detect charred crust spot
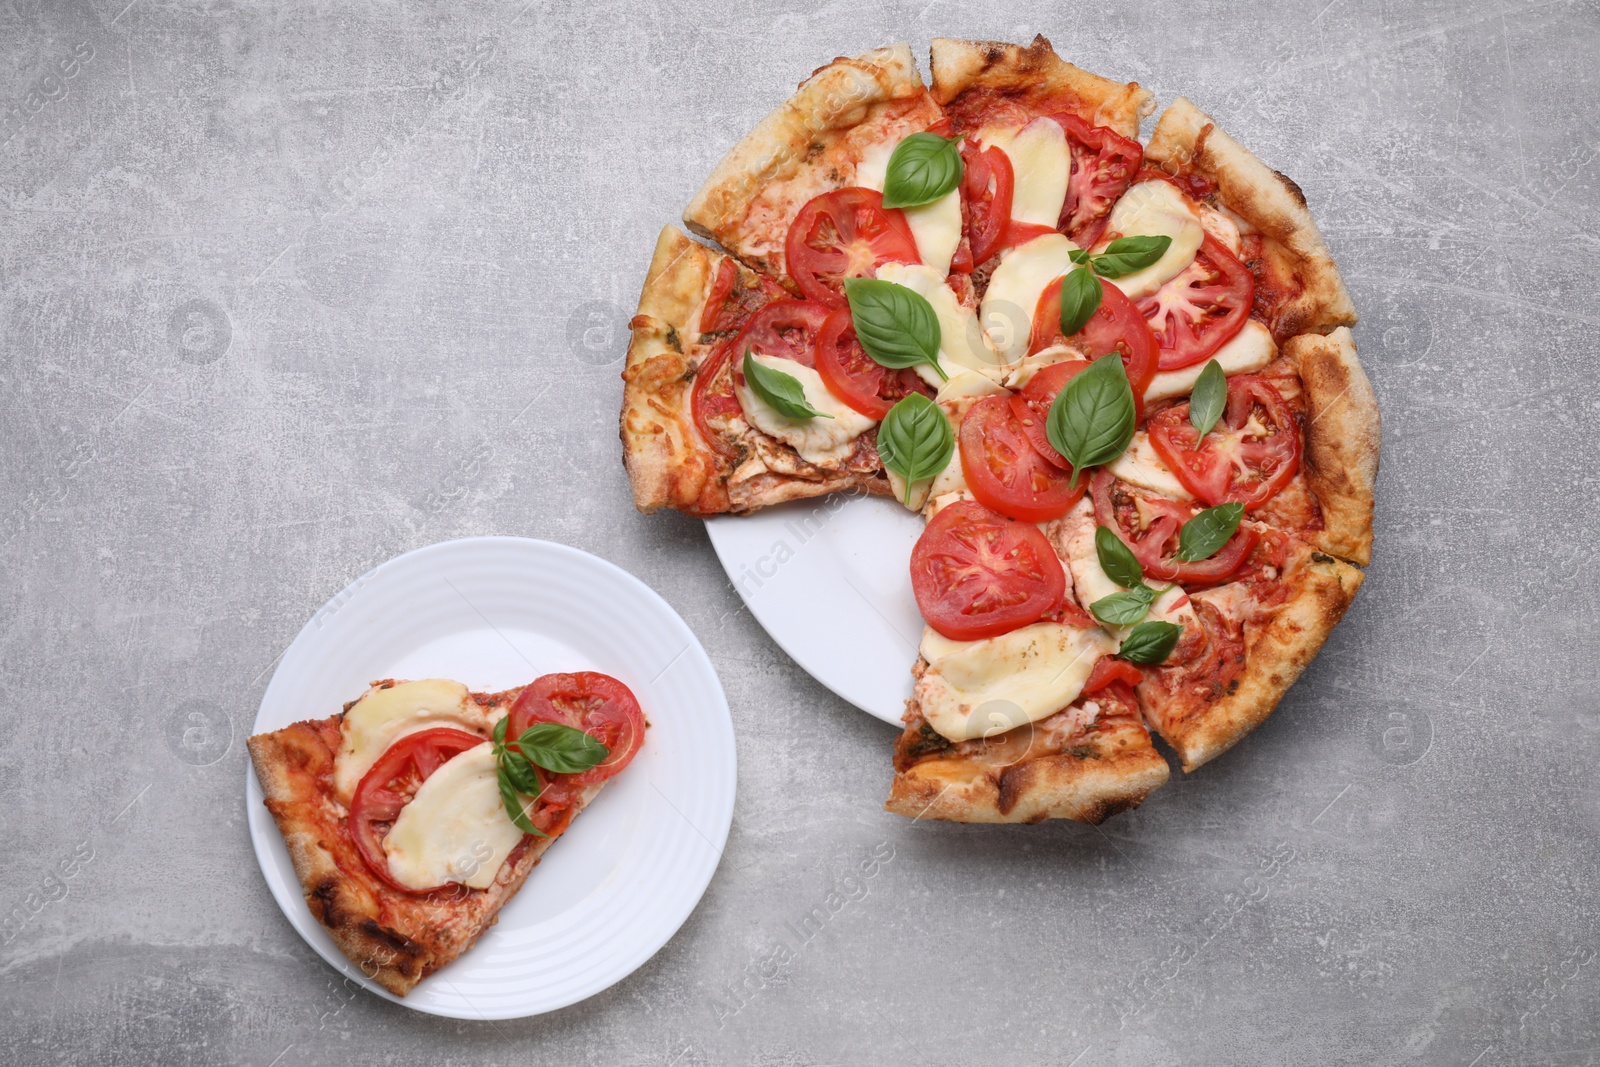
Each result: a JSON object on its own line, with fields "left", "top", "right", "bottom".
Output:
{"left": 358, "top": 919, "right": 425, "bottom": 963}
{"left": 1274, "top": 169, "right": 1308, "bottom": 207}
{"left": 1226, "top": 678, "right": 1241, "bottom": 695}
{"left": 664, "top": 325, "right": 682, "bottom": 353}
{"left": 996, "top": 765, "right": 1027, "bottom": 814}
{"left": 1310, "top": 551, "right": 1335, "bottom": 564}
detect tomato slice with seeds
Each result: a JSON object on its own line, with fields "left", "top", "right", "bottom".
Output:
{"left": 784, "top": 188, "right": 921, "bottom": 306}
{"left": 1029, "top": 275, "right": 1157, "bottom": 413}
{"left": 1138, "top": 233, "right": 1255, "bottom": 371}
{"left": 1088, "top": 470, "right": 1259, "bottom": 586}
{"left": 960, "top": 395, "right": 1085, "bottom": 523}
{"left": 957, "top": 141, "right": 1015, "bottom": 269}
{"left": 1008, "top": 359, "right": 1089, "bottom": 470}
{"left": 349, "top": 727, "right": 489, "bottom": 895}
{"left": 1051, "top": 113, "right": 1144, "bottom": 247}
{"left": 1147, "top": 375, "right": 1301, "bottom": 509}
{"left": 699, "top": 259, "right": 789, "bottom": 336}
{"left": 814, "top": 307, "right": 932, "bottom": 419}
{"left": 910, "top": 499, "right": 1066, "bottom": 641}
{"left": 507, "top": 671, "right": 646, "bottom": 790}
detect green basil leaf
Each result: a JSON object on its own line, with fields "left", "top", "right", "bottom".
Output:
{"left": 1094, "top": 525, "right": 1145, "bottom": 588}
{"left": 1118, "top": 620, "right": 1183, "bottom": 665}
{"left": 1189, "top": 359, "right": 1227, "bottom": 436}
{"left": 1176, "top": 502, "right": 1245, "bottom": 562}
{"left": 881, "top": 132, "right": 962, "bottom": 209}
{"left": 492, "top": 714, "right": 508, "bottom": 744}
{"left": 1090, "top": 235, "right": 1173, "bottom": 278}
{"left": 1057, "top": 268, "right": 1103, "bottom": 338}
{"left": 515, "top": 722, "right": 610, "bottom": 774}
{"left": 1091, "top": 584, "right": 1158, "bottom": 626}
{"left": 1069, "top": 248, "right": 1091, "bottom": 266}
{"left": 1045, "top": 352, "right": 1136, "bottom": 488}
{"left": 499, "top": 748, "right": 542, "bottom": 797}
{"left": 843, "top": 277, "right": 946, "bottom": 381}
{"left": 877, "top": 393, "right": 955, "bottom": 505}
{"left": 744, "top": 349, "right": 832, "bottom": 421}
{"left": 497, "top": 770, "right": 546, "bottom": 837}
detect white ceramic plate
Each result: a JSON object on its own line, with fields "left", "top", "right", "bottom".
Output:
{"left": 246, "top": 537, "right": 735, "bottom": 1019}
{"left": 705, "top": 494, "right": 923, "bottom": 726}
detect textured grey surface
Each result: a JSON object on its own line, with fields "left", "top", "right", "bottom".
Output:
{"left": 2, "top": 0, "right": 1597, "bottom": 1063}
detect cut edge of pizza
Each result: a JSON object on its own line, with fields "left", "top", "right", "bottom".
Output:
{"left": 248, "top": 674, "right": 643, "bottom": 995}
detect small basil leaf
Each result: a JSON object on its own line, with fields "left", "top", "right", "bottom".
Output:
{"left": 881, "top": 132, "right": 962, "bottom": 209}
{"left": 1118, "top": 620, "right": 1183, "bottom": 665}
{"left": 1090, "top": 235, "right": 1173, "bottom": 278}
{"left": 492, "top": 714, "right": 508, "bottom": 744}
{"left": 1057, "top": 268, "right": 1103, "bottom": 338}
{"left": 499, "top": 748, "right": 544, "bottom": 797}
{"left": 843, "top": 278, "right": 946, "bottom": 381}
{"left": 1091, "top": 584, "right": 1158, "bottom": 626}
{"left": 877, "top": 393, "right": 955, "bottom": 505}
{"left": 743, "top": 349, "right": 832, "bottom": 421}
{"left": 515, "top": 722, "right": 610, "bottom": 775}
{"left": 1176, "top": 502, "right": 1246, "bottom": 562}
{"left": 1094, "top": 525, "right": 1145, "bottom": 588}
{"left": 497, "top": 769, "right": 546, "bottom": 837}
{"left": 1068, "top": 248, "right": 1091, "bottom": 266}
{"left": 1189, "top": 359, "right": 1227, "bottom": 436}
{"left": 1045, "top": 352, "right": 1136, "bottom": 488}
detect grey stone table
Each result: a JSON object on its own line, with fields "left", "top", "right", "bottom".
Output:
{"left": 2, "top": 2, "right": 1596, "bottom": 1064}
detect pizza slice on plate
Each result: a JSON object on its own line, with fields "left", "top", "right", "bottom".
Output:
{"left": 619, "top": 37, "right": 1380, "bottom": 825}
{"left": 248, "top": 673, "right": 644, "bottom": 994}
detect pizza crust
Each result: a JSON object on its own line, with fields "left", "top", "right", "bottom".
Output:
{"left": 1141, "top": 547, "right": 1364, "bottom": 773}
{"left": 928, "top": 35, "right": 1154, "bottom": 139}
{"left": 1286, "top": 327, "right": 1380, "bottom": 566}
{"left": 247, "top": 696, "right": 599, "bottom": 997}
{"left": 682, "top": 44, "right": 941, "bottom": 275}
{"left": 1144, "top": 97, "right": 1357, "bottom": 339}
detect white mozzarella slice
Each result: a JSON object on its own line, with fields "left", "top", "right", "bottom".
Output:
{"left": 875, "top": 263, "right": 1003, "bottom": 383}
{"left": 1143, "top": 319, "right": 1277, "bottom": 403}
{"left": 1056, "top": 498, "right": 1199, "bottom": 644}
{"left": 1199, "top": 204, "right": 1242, "bottom": 256}
{"left": 334, "top": 679, "right": 492, "bottom": 804}
{"left": 978, "top": 118, "right": 1071, "bottom": 228}
{"left": 1106, "top": 431, "right": 1194, "bottom": 500}
{"left": 854, "top": 138, "right": 963, "bottom": 278}
{"left": 382, "top": 743, "right": 524, "bottom": 891}
{"left": 916, "top": 622, "right": 1116, "bottom": 741}
{"left": 1101, "top": 181, "right": 1205, "bottom": 300}
{"left": 736, "top": 353, "right": 877, "bottom": 467}
{"left": 980, "top": 233, "right": 1080, "bottom": 365}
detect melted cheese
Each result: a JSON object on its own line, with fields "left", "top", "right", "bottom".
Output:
{"left": 1100, "top": 181, "right": 1205, "bottom": 300}
{"left": 1144, "top": 320, "right": 1277, "bottom": 402}
{"left": 333, "top": 679, "right": 491, "bottom": 804}
{"left": 382, "top": 743, "right": 524, "bottom": 891}
{"left": 977, "top": 118, "right": 1071, "bottom": 228}
{"left": 736, "top": 352, "right": 876, "bottom": 466}
{"left": 980, "top": 233, "right": 1080, "bottom": 365}
{"left": 1106, "top": 431, "right": 1194, "bottom": 500}
{"left": 916, "top": 622, "right": 1115, "bottom": 741}
{"left": 855, "top": 139, "right": 963, "bottom": 277}
{"left": 875, "top": 263, "right": 1002, "bottom": 383}
{"left": 1057, "top": 500, "right": 1198, "bottom": 644}
{"left": 1199, "top": 204, "right": 1242, "bottom": 255}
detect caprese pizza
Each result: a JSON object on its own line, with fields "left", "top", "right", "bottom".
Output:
{"left": 620, "top": 37, "right": 1378, "bottom": 824}
{"left": 247, "top": 673, "right": 646, "bottom": 994}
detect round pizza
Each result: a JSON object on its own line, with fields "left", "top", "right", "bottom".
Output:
{"left": 619, "top": 37, "right": 1379, "bottom": 825}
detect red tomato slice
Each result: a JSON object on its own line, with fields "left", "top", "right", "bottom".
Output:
{"left": 910, "top": 499, "right": 1066, "bottom": 641}
{"left": 1008, "top": 359, "right": 1089, "bottom": 469}
{"left": 699, "top": 259, "right": 788, "bottom": 336}
{"left": 1147, "top": 375, "right": 1302, "bottom": 509}
{"left": 1029, "top": 275, "right": 1157, "bottom": 412}
{"left": 1138, "top": 233, "right": 1255, "bottom": 371}
{"left": 813, "top": 307, "right": 933, "bottom": 418}
{"left": 960, "top": 395, "right": 1086, "bottom": 523}
{"left": 349, "top": 727, "right": 488, "bottom": 894}
{"left": 784, "top": 188, "right": 921, "bottom": 306}
{"left": 508, "top": 671, "right": 647, "bottom": 789}
{"left": 1083, "top": 655, "right": 1144, "bottom": 693}
{"left": 1088, "top": 470, "right": 1259, "bottom": 585}
{"left": 1051, "top": 113, "right": 1144, "bottom": 247}
{"left": 693, "top": 299, "right": 832, "bottom": 454}
{"left": 690, "top": 339, "right": 743, "bottom": 457}
{"left": 958, "top": 141, "right": 1015, "bottom": 268}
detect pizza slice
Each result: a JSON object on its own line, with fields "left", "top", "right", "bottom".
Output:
{"left": 247, "top": 673, "right": 644, "bottom": 995}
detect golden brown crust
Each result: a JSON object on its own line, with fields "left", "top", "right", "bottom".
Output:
{"left": 1145, "top": 97, "right": 1357, "bottom": 339}
{"left": 1141, "top": 547, "right": 1364, "bottom": 772}
{"left": 248, "top": 690, "right": 599, "bottom": 997}
{"left": 620, "top": 226, "right": 731, "bottom": 516}
{"left": 683, "top": 44, "right": 941, "bottom": 275}
{"left": 928, "top": 35, "right": 1154, "bottom": 139}
{"left": 1285, "top": 328, "right": 1380, "bottom": 566}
